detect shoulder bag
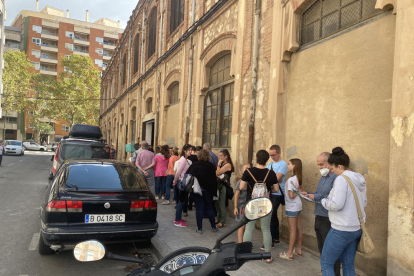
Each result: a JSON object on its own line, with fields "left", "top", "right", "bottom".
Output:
{"left": 342, "top": 175, "right": 374, "bottom": 255}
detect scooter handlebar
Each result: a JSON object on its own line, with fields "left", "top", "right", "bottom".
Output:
{"left": 237, "top": 252, "right": 271, "bottom": 261}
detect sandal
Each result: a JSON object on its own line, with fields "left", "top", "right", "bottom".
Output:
{"left": 277, "top": 252, "right": 293, "bottom": 261}
{"left": 264, "top": 257, "right": 273, "bottom": 264}
{"left": 216, "top": 223, "right": 226, "bottom": 228}
{"left": 293, "top": 250, "right": 303, "bottom": 257}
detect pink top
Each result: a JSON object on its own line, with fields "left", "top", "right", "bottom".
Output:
{"left": 167, "top": 155, "right": 180, "bottom": 176}
{"left": 154, "top": 155, "right": 169, "bottom": 177}
{"left": 135, "top": 150, "right": 155, "bottom": 169}
{"left": 174, "top": 156, "right": 190, "bottom": 182}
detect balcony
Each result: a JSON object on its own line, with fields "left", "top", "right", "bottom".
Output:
{"left": 74, "top": 37, "right": 89, "bottom": 47}
{"left": 41, "top": 44, "right": 58, "bottom": 52}
{"left": 40, "top": 56, "right": 58, "bottom": 64}
{"left": 0, "top": 122, "right": 18, "bottom": 130}
{"left": 42, "top": 20, "right": 59, "bottom": 29}
{"left": 103, "top": 53, "right": 112, "bottom": 61}
{"left": 1, "top": 111, "right": 18, "bottom": 117}
{"left": 74, "top": 26, "right": 90, "bottom": 35}
{"left": 40, "top": 67, "right": 57, "bottom": 76}
{"left": 103, "top": 41, "right": 116, "bottom": 50}
{"left": 74, "top": 49, "right": 89, "bottom": 57}
{"left": 41, "top": 32, "right": 58, "bottom": 41}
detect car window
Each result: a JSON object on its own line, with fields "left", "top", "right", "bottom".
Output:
{"left": 62, "top": 144, "right": 104, "bottom": 159}
{"left": 31, "top": 142, "right": 36, "bottom": 145}
{"left": 65, "top": 164, "right": 147, "bottom": 190}
{"left": 6, "top": 141, "right": 22, "bottom": 146}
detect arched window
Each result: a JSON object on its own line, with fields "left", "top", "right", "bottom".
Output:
{"left": 170, "top": 0, "right": 184, "bottom": 33}
{"left": 133, "top": 34, "right": 140, "bottom": 74}
{"left": 169, "top": 82, "right": 179, "bottom": 105}
{"left": 131, "top": 107, "right": 137, "bottom": 143}
{"left": 148, "top": 8, "right": 157, "bottom": 59}
{"left": 301, "top": 0, "right": 383, "bottom": 46}
{"left": 203, "top": 54, "right": 233, "bottom": 148}
{"left": 122, "top": 54, "right": 127, "bottom": 85}
{"left": 147, "top": 97, "right": 153, "bottom": 113}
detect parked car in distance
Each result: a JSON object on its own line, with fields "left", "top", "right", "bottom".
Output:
{"left": 23, "top": 141, "right": 47, "bottom": 151}
{"left": 39, "top": 160, "right": 157, "bottom": 255}
{"left": 50, "top": 143, "right": 59, "bottom": 152}
{"left": 4, "top": 140, "right": 25, "bottom": 156}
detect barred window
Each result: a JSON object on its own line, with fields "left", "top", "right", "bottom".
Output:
{"left": 203, "top": 54, "right": 233, "bottom": 148}
{"left": 147, "top": 97, "right": 153, "bottom": 113}
{"left": 301, "top": 0, "right": 383, "bottom": 46}
{"left": 148, "top": 8, "right": 157, "bottom": 59}
{"left": 133, "top": 34, "right": 140, "bottom": 74}
{"left": 170, "top": 0, "right": 184, "bottom": 33}
{"left": 169, "top": 82, "right": 179, "bottom": 105}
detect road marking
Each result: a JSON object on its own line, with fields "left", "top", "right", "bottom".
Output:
{"left": 28, "top": 233, "right": 40, "bottom": 251}
{"left": 7, "top": 163, "right": 14, "bottom": 166}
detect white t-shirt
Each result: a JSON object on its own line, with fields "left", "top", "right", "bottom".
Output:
{"left": 0, "top": 145, "right": 4, "bottom": 156}
{"left": 284, "top": 175, "right": 303, "bottom": 212}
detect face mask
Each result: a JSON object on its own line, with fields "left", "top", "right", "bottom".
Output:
{"left": 320, "top": 168, "right": 330, "bottom": 177}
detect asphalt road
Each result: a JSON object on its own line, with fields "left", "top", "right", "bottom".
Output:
{"left": 0, "top": 151, "right": 154, "bottom": 276}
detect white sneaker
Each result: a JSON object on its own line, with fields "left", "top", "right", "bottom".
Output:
{"left": 161, "top": 200, "right": 170, "bottom": 205}
{"left": 155, "top": 195, "right": 159, "bottom": 200}
{"left": 162, "top": 195, "right": 165, "bottom": 200}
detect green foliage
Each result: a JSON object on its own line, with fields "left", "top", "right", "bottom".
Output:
{"left": 1, "top": 51, "right": 34, "bottom": 112}
{"left": 38, "top": 122, "right": 54, "bottom": 135}
{"left": 55, "top": 54, "right": 101, "bottom": 126}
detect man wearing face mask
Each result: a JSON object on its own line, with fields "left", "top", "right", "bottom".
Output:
{"left": 302, "top": 152, "right": 340, "bottom": 276}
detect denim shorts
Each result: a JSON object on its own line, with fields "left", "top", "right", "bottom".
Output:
{"left": 286, "top": 210, "right": 301, "bottom": 217}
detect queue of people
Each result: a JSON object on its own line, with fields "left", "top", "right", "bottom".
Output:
{"left": 128, "top": 141, "right": 367, "bottom": 276}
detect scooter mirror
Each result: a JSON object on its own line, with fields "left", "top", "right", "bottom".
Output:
{"left": 244, "top": 198, "right": 273, "bottom": 221}
{"left": 73, "top": 240, "right": 106, "bottom": 262}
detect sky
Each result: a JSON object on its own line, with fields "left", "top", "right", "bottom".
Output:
{"left": 6, "top": 0, "right": 139, "bottom": 29}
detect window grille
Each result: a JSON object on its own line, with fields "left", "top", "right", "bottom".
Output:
{"left": 148, "top": 9, "right": 157, "bottom": 59}
{"left": 133, "top": 34, "right": 140, "bottom": 74}
{"left": 203, "top": 54, "right": 233, "bottom": 148}
{"left": 301, "top": 0, "right": 383, "bottom": 46}
{"left": 170, "top": 0, "right": 185, "bottom": 33}
{"left": 169, "top": 82, "right": 179, "bottom": 105}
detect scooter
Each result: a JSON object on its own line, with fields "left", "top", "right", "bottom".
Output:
{"left": 73, "top": 197, "right": 273, "bottom": 276}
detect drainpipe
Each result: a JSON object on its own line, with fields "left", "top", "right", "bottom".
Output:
{"left": 116, "top": 51, "right": 122, "bottom": 159}
{"left": 138, "top": 12, "right": 146, "bottom": 143}
{"left": 126, "top": 34, "right": 132, "bottom": 157}
{"left": 155, "top": 71, "right": 161, "bottom": 147}
{"left": 185, "top": 0, "right": 196, "bottom": 144}
{"left": 247, "top": 0, "right": 261, "bottom": 166}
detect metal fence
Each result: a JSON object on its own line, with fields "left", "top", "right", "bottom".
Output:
{"left": 301, "top": 0, "right": 383, "bottom": 46}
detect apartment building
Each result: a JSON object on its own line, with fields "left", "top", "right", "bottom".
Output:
{"left": 0, "top": 0, "right": 5, "bottom": 127}
{"left": 10, "top": 3, "right": 123, "bottom": 142}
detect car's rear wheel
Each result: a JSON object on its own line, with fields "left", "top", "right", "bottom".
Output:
{"left": 38, "top": 235, "right": 55, "bottom": 255}
{"left": 40, "top": 148, "right": 44, "bottom": 151}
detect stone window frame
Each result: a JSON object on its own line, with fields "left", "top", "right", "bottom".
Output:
{"left": 147, "top": 7, "right": 158, "bottom": 59}
{"left": 122, "top": 53, "right": 127, "bottom": 85}
{"left": 147, "top": 97, "right": 153, "bottom": 114}
{"left": 133, "top": 33, "right": 140, "bottom": 75}
{"left": 170, "top": 0, "right": 185, "bottom": 34}
{"left": 130, "top": 106, "right": 137, "bottom": 143}
{"left": 202, "top": 53, "right": 234, "bottom": 148}
{"left": 169, "top": 82, "right": 180, "bottom": 106}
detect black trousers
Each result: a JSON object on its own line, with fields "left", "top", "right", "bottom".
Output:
{"left": 315, "top": 215, "right": 341, "bottom": 276}
{"left": 270, "top": 194, "right": 282, "bottom": 241}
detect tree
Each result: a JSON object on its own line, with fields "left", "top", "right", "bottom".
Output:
{"left": 38, "top": 122, "right": 53, "bottom": 138}
{"left": 1, "top": 51, "right": 34, "bottom": 137}
{"left": 55, "top": 55, "right": 101, "bottom": 126}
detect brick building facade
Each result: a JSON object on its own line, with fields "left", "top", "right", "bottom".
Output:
{"left": 100, "top": 0, "right": 413, "bottom": 275}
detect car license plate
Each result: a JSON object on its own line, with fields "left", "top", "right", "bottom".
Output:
{"left": 85, "top": 214, "right": 125, "bottom": 223}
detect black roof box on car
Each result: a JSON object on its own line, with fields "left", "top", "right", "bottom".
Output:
{"left": 69, "top": 124, "right": 103, "bottom": 139}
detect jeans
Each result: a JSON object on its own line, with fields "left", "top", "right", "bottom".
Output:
{"left": 243, "top": 211, "right": 272, "bottom": 252}
{"left": 214, "top": 187, "right": 227, "bottom": 224}
{"left": 315, "top": 216, "right": 341, "bottom": 276}
{"left": 193, "top": 190, "right": 216, "bottom": 230}
{"left": 174, "top": 183, "right": 187, "bottom": 213}
{"left": 165, "top": 175, "right": 174, "bottom": 200}
{"left": 270, "top": 194, "right": 282, "bottom": 241}
{"left": 175, "top": 187, "right": 188, "bottom": 222}
{"left": 155, "top": 176, "right": 167, "bottom": 195}
{"left": 321, "top": 228, "right": 362, "bottom": 276}
{"left": 139, "top": 169, "right": 155, "bottom": 196}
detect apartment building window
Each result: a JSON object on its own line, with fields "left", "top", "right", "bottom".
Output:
{"left": 301, "top": 0, "right": 383, "bottom": 46}
{"left": 32, "top": 38, "right": 41, "bottom": 46}
{"left": 32, "top": 25, "right": 42, "bottom": 34}
{"left": 95, "top": 59, "right": 103, "bottom": 67}
{"left": 170, "top": 0, "right": 185, "bottom": 33}
{"left": 31, "top": 62, "right": 40, "bottom": 70}
{"left": 29, "top": 123, "right": 35, "bottom": 128}
{"left": 147, "top": 8, "right": 157, "bottom": 59}
{"left": 62, "top": 125, "right": 70, "bottom": 132}
{"left": 96, "top": 37, "right": 104, "bottom": 45}
{"left": 169, "top": 82, "right": 179, "bottom": 105}
{"left": 96, "top": 48, "right": 103, "bottom": 56}
{"left": 65, "top": 55, "right": 71, "bottom": 59}
{"left": 65, "top": 43, "right": 74, "bottom": 51}
{"left": 203, "top": 54, "right": 233, "bottom": 148}
{"left": 66, "top": 31, "right": 74, "bottom": 39}
{"left": 147, "top": 98, "right": 153, "bottom": 113}
{"left": 133, "top": 34, "right": 140, "bottom": 74}
{"left": 28, "top": 111, "right": 34, "bottom": 116}
{"left": 6, "top": 117, "right": 18, "bottom": 124}
{"left": 31, "top": 49, "right": 41, "bottom": 58}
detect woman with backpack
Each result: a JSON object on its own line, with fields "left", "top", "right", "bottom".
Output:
{"left": 240, "top": 150, "right": 278, "bottom": 263}
{"left": 215, "top": 149, "right": 234, "bottom": 228}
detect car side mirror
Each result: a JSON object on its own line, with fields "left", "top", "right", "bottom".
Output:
{"left": 73, "top": 240, "right": 106, "bottom": 262}
{"left": 244, "top": 198, "right": 273, "bottom": 221}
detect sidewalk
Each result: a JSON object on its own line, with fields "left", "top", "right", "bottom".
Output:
{"left": 151, "top": 201, "right": 323, "bottom": 276}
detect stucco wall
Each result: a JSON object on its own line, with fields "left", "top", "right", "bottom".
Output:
{"left": 284, "top": 14, "right": 396, "bottom": 275}
{"left": 165, "top": 103, "right": 180, "bottom": 147}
